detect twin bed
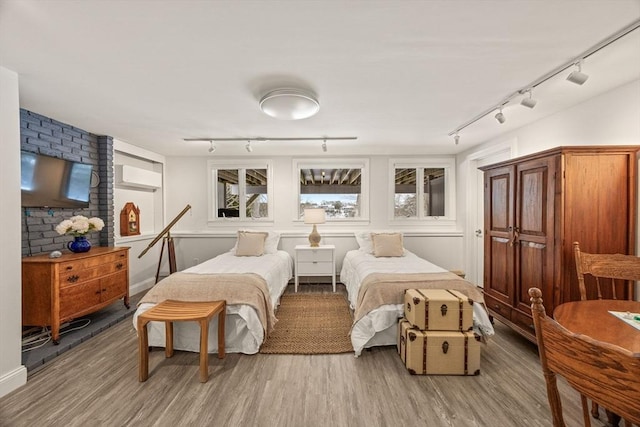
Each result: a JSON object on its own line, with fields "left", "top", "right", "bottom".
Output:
{"left": 134, "top": 230, "right": 493, "bottom": 356}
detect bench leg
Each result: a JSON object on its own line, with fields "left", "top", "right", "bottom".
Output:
{"left": 199, "top": 318, "right": 209, "bottom": 383}
{"left": 138, "top": 319, "right": 149, "bottom": 382}
{"left": 165, "top": 321, "right": 174, "bottom": 358}
{"left": 218, "top": 305, "right": 226, "bottom": 359}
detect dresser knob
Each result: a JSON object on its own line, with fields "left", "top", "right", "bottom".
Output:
{"left": 67, "top": 275, "right": 79, "bottom": 283}
{"left": 116, "top": 263, "right": 124, "bottom": 269}
{"left": 66, "top": 266, "right": 73, "bottom": 270}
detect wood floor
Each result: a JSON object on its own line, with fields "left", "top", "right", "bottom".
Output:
{"left": 0, "top": 286, "right": 604, "bottom": 427}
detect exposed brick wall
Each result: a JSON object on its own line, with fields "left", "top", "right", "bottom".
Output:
{"left": 20, "top": 109, "right": 114, "bottom": 256}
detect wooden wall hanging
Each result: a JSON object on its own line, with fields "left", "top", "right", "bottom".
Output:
{"left": 120, "top": 202, "right": 140, "bottom": 236}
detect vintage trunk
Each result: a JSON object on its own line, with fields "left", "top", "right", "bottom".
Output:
{"left": 397, "top": 318, "right": 414, "bottom": 362}
{"left": 402, "top": 328, "right": 481, "bottom": 376}
{"left": 403, "top": 289, "right": 474, "bottom": 331}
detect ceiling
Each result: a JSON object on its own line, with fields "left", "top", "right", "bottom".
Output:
{"left": 1, "top": 1, "right": 639, "bottom": 157}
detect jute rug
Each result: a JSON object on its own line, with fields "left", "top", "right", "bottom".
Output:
{"left": 259, "top": 293, "right": 354, "bottom": 354}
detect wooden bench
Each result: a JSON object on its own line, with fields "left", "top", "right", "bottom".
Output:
{"left": 137, "top": 299, "right": 226, "bottom": 383}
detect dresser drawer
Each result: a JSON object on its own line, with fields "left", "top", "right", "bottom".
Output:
{"left": 296, "top": 249, "right": 333, "bottom": 262}
{"left": 485, "top": 294, "right": 512, "bottom": 320}
{"left": 297, "top": 261, "right": 333, "bottom": 275}
{"left": 59, "top": 260, "right": 128, "bottom": 287}
{"left": 512, "top": 310, "right": 536, "bottom": 336}
{"left": 58, "top": 251, "right": 128, "bottom": 273}
{"left": 59, "top": 280, "right": 102, "bottom": 319}
{"left": 100, "top": 271, "right": 128, "bottom": 302}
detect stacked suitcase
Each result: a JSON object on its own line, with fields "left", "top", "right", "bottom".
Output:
{"left": 397, "top": 289, "right": 481, "bottom": 375}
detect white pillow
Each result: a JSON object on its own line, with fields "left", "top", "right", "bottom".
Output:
{"left": 354, "top": 231, "right": 374, "bottom": 254}
{"left": 371, "top": 232, "right": 404, "bottom": 257}
{"left": 235, "top": 231, "right": 267, "bottom": 256}
{"left": 231, "top": 229, "right": 281, "bottom": 254}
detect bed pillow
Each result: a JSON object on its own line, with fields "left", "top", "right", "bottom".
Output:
{"left": 354, "top": 231, "right": 374, "bottom": 254}
{"left": 234, "top": 231, "right": 268, "bottom": 256}
{"left": 231, "top": 230, "right": 281, "bottom": 254}
{"left": 371, "top": 232, "right": 404, "bottom": 257}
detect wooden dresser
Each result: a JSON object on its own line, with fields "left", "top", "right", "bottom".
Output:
{"left": 481, "top": 146, "right": 638, "bottom": 343}
{"left": 22, "top": 246, "right": 130, "bottom": 344}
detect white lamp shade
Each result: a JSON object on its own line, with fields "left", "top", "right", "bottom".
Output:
{"left": 304, "top": 208, "right": 326, "bottom": 224}
{"left": 260, "top": 89, "right": 320, "bottom": 120}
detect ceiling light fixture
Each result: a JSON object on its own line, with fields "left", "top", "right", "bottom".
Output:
{"left": 454, "top": 133, "right": 460, "bottom": 145}
{"left": 322, "top": 140, "right": 327, "bottom": 152}
{"left": 185, "top": 136, "right": 357, "bottom": 143}
{"left": 259, "top": 88, "right": 320, "bottom": 120}
{"left": 495, "top": 107, "right": 506, "bottom": 124}
{"left": 208, "top": 141, "right": 216, "bottom": 153}
{"left": 447, "top": 20, "right": 639, "bottom": 140}
{"left": 566, "top": 60, "right": 589, "bottom": 85}
{"left": 245, "top": 141, "right": 253, "bottom": 153}
{"left": 520, "top": 89, "right": 537, "bottom": 109}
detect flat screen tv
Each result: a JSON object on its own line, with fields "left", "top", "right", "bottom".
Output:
{"left": 21, "top": 151, "right": 93, "bottom": 208}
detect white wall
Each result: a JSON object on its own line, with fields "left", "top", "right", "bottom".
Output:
{"left": 0, "top": 66, "right": 27, "bottom": 398}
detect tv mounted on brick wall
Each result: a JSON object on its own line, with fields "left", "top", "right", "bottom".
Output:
{"left": 21, "top": 151, "right": 93, "bottom": 208}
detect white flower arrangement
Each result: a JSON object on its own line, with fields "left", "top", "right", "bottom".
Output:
{"left": 56, "top": 215, "right": 105, "bottom": 236}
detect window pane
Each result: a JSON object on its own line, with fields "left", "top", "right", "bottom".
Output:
{"left": 245, "top": 168, "right": 268, "bottom": 218}
{"left": 394, "top": 168, "right": 416, "bottom": 217}
{"left": 299, "top": 168, "right": 361, "bottom": 219}
{"left": 217, "top": 169, "right": 239, "bottom": 218}
{"left": 424, "top": 168, "right": 445, "bottom": 216}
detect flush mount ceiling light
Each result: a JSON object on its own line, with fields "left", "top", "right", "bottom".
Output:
{"left": 495, "top": 107, "right": 506, "bottom": 124}
{"left": 259, "top": 89, "right": 320, "bottom": 120}
{"left": 566, "top": 60, "right": 589, "bottom": 85}
{"left": 520, "top": 89, "right": 537, "bottom": 109}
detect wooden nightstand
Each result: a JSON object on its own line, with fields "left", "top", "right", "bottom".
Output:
{"left": 294, "top": 245, "right": 336, "bottom": 292}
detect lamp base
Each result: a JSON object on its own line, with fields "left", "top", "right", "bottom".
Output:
{"left": 308, "top": 224, "right": 321, "bottom": 247}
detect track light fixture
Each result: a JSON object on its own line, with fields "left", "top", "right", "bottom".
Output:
{"left": 454, "top": 133, "right": 460, "bottom": 145}
{"left": 520, "top": 89, "right": 537, "bottom": 109}
{"left": 447, "top": 21, "right": 638, "bottom": 142}
{"left": 566, "top": 60, "right": 589, "bottom": 85}
{"left": 322, "top": 140, "right": 327, "bottom": 152}
{"left": 245, "top": 141, "right": 253, "bottom": 153}
{"left": 208, "top": 141, "right": 216, "bottom": 153}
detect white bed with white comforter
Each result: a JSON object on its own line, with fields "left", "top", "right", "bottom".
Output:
{"left": 133, "top": 250, "right": 292, "bottom": 354}
{"left": 341, "top": 249, "right": 494, "bottom": 356}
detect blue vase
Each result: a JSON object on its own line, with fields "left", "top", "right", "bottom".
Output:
{"left": 68, "top": 236, "right": 91, "bottom": 253}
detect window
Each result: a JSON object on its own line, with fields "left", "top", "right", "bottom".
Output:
{"left": 208, "top": 160, "right": 273, "bottom": 222}
{"left": 294, "top": 159, "right": 369, "bottom": 221}
{"left": 390, "top": 158, "right": 455, "bottom": 221}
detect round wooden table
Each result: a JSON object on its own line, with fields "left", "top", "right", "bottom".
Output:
{"left": 553, "top": 299, "right": 640, "bottom": 357}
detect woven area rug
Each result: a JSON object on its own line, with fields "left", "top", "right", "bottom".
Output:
{"left": 259, "top": 293, "right": 354, "bottom": 354}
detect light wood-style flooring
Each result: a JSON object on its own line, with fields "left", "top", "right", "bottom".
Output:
{"left": 0, "top": 285, "right": 604, "bottom": 427}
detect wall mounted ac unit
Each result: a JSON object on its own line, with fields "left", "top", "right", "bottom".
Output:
{"left": 115, "top": 165, "right": 162, "bottom": 190}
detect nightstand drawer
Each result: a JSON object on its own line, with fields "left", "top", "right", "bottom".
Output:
{"left": 297, "top": 261, "right": 333, "bottom": 275}
{"left": 296, "top": 249, "right": 333, "bottom": 262}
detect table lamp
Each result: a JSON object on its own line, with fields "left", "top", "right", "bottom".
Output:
{"left": 304, "top": 208, "right": 326, "bottom": 247}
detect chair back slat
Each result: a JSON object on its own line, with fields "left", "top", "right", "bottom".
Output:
{"left": 573, "top": 242, "right": 639, "bottom": 300}
{"left": 529, "top": 287, "right": 640, "bottom": 426}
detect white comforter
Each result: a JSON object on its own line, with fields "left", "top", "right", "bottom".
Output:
{"left": 341, "top": 249, "right": 494, "bottom": 356}
{"left": 133, "top": 250, "right": 292, "bottom": 354}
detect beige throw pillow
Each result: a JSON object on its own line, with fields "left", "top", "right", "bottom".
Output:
{"left": 235, "top": 231, "right": 268, "bottom": 256}
{"left": 371, "top": 232, "right": 404, "bottom": 257}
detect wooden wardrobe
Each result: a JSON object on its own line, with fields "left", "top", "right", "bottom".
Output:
{"left": 480, "top": 146, "right": 638, "bottom": 342}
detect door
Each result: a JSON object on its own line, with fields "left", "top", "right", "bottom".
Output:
{"left": 483, "top": 165, "right": 515, "bottom": 308}
{"left": 513, "top": 156, "right": 556, "bottom": 317}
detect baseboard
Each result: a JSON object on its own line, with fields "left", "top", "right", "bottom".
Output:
{"left": 0, "top": 365, "right": 27, "bottom": 399}
{"left": 130, "top": 277, "right": 156, "bottom": 297}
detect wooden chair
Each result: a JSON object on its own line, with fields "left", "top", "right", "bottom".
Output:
{"left": 573, "top": 241, "right": 640, "bottom": 300}
{"left": 528, "top": 287, "right": 640, "bottom": 427}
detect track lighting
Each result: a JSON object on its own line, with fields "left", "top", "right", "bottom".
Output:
{"left": 208, "top": 141, "right": 216, "bottom": 153}
{"left": 322, "top": 140, "right": 327, "bottom": 152}
{"left": 454, "top": 133, "right": 460, "bottom": 145}
{"left": 245, "top": 141, "right": 253, "bottom": 153}
{"left": 520, "top": 89, "right": 537, "bottom": 109}
{"left": 495, "top": 107, "right": 506, "bottom": 124}
{"left": 567, "top": 61, "right": 589, "bottom": 85}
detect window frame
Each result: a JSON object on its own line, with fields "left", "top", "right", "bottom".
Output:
{"left": 388, "top": 157, "right": 456, "bottom": 223}
{"left": 293, "top": 158, "right": 370, "bottom": 223}
{"left": 207, "top": 158, "right": 274, "bottom": 223}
